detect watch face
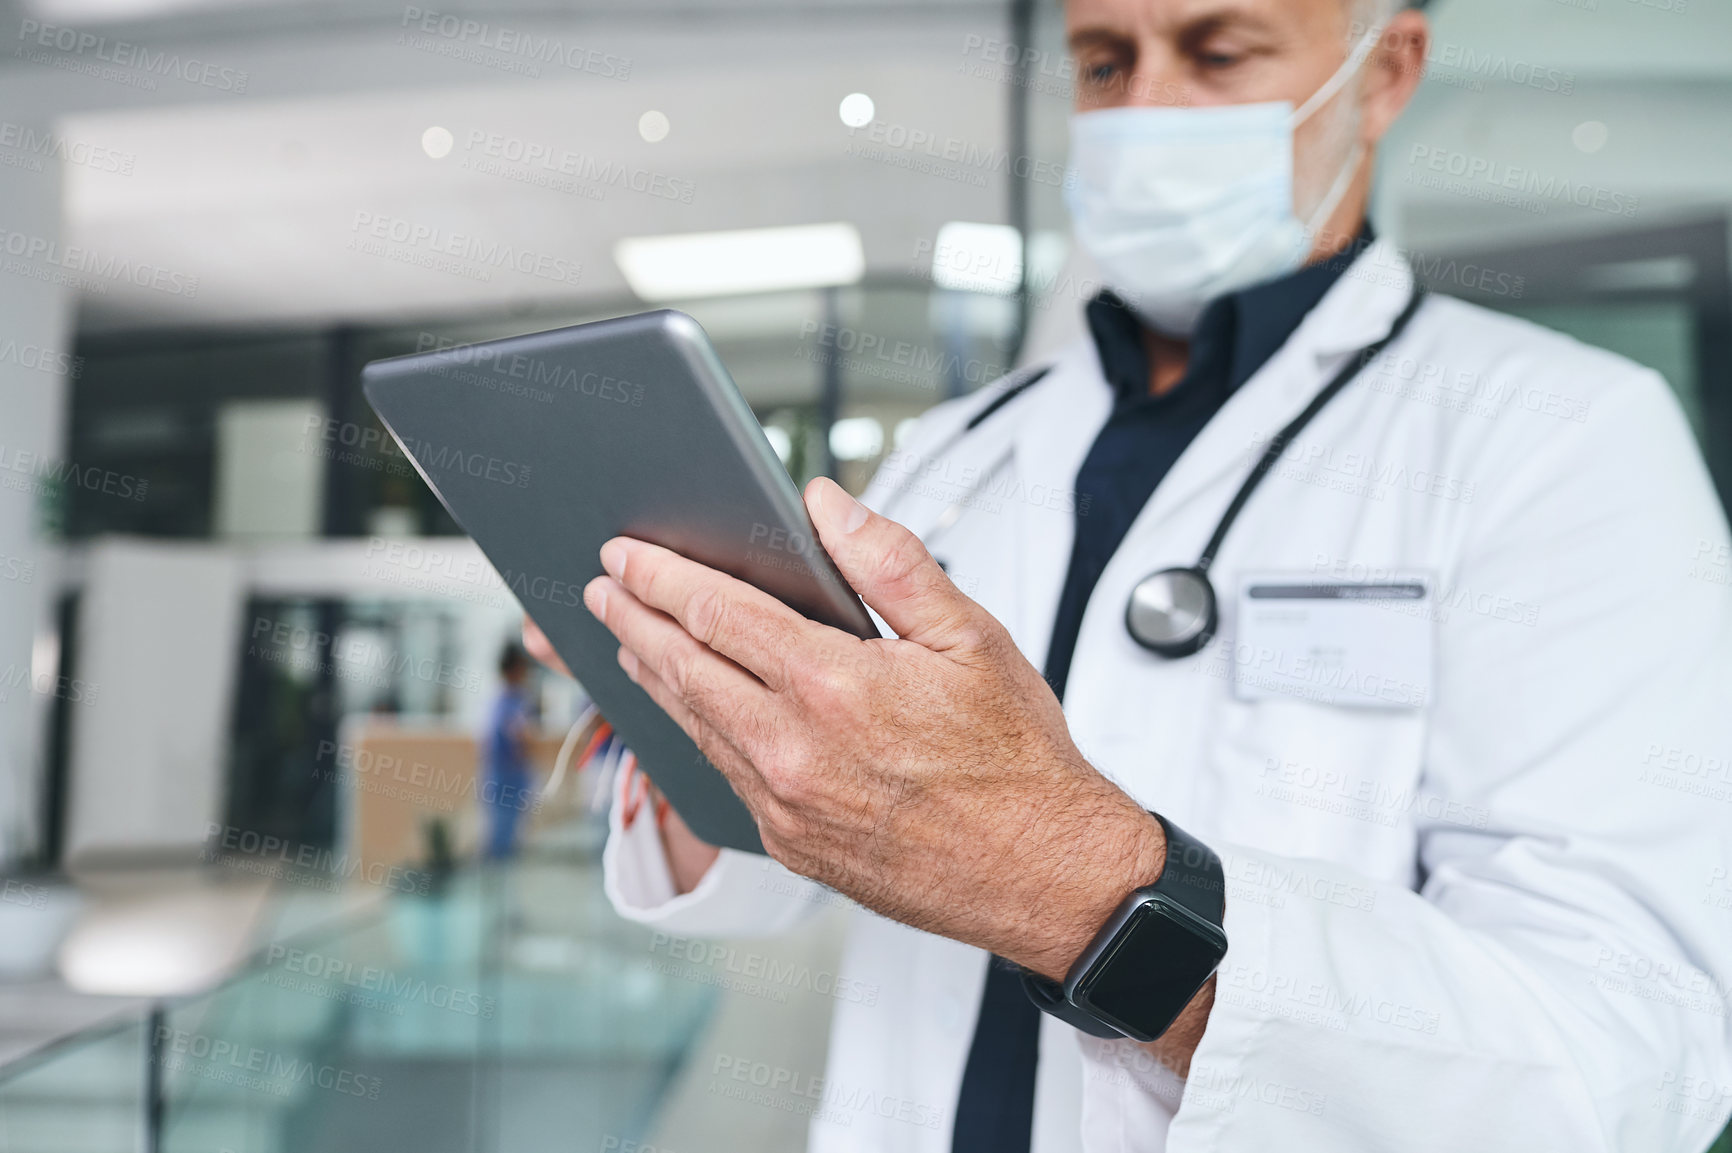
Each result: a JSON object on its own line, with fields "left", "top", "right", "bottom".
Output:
{"left": 1073, "top": 897, "right": 1227, "bottom": 1041}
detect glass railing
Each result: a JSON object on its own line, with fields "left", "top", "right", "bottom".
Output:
{"left": 3, "top": 844, "right": 1727, "bottom": 1153}
{"left": 0, "top": 1018, "right": 147, "bottom": 1153}
{"left": 0, "top": 850, "right": 726, "bottom": 1153}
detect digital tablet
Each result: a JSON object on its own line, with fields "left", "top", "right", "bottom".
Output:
{"left": 361, "top": 309, "right": 878, "bottom": 854}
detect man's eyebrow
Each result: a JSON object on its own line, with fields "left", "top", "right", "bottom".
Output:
{"left": 1068, "top": 5, "right": 1281, "bottom": 53}
{"left": 1178, "top": 8, "right": 1280, "bottom": 44}
{"left": 1066, "top": 25, "right": 1132, "bottom": 52}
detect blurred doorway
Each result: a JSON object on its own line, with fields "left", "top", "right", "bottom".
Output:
{"left": 1418, "top": 215, "right": 1732, "bottom": 516}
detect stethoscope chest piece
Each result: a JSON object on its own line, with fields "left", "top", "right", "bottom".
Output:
{"left": 1120, "top": 282, "right": 1427, "bottom": 661}
{"left": 1125, "top": 566, "right": 1218, "bottom": 659}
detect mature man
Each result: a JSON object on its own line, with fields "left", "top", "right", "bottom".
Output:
{"left": 532, "top": 0, "right": 1732, "bottom": 1147}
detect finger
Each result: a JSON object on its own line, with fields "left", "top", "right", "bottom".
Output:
{"left": 521, "top": 616, "right": 571, "bottom": 678}
{"left": 613, "top": 645, "right": 725, "bottom": 763}
{"left": 585, "top": 573, "right": 774, "bottom": 724}
{"left": 596, "top": 537, "right": 818, "bottom": 690}
{"left": 618, "top": 647, "right": 779, "bottom": 817}
{"left": 804, "top": 476, "right": 984, "bottom": 654}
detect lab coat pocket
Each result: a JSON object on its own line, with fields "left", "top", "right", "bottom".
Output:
{"left": 1205, "top": 693, "right": 1429, "bottom": 881}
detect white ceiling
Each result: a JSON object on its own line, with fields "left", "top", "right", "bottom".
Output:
{"left": 0, "top": 0, "right": 1726, "bottom": 334}
{"left": 43, "top": 6, "right": 1021, "bottom": 331}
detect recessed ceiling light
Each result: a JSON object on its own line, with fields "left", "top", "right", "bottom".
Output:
{"left": 421, "top": 126, "right": 454, "bottom": 159}
{"left": 839, "top": 93, "right": 876, "bottom": 128}
{"left": 615, "top": 223, "right": 866, "bottom": 301}
{"left": 639, "top": 110, "right": 671, "bottom": 143}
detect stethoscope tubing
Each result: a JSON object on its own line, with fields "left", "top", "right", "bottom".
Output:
{"left": 880, "top": 279, "right": 1429, "bottom": 656}
{"left": 1194, "top": 283, "right": 1428, "bottom": 574}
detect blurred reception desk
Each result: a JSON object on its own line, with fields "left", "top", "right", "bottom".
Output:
{"left": 335, "top": 718, "right": 595, "bottom": 875}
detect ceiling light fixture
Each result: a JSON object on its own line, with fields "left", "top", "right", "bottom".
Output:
{"left": 615, "top": 222, "right": 866, "bottom": 301}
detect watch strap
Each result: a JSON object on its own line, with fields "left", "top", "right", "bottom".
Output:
{"left": 1146, "top": 812, "right": 1225, "bottom": 925}
{"left": 1020, "top": 967, "right": 1123, "bottom": 1038}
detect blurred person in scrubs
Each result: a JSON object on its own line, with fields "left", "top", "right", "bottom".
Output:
{"left": 480, "top": 642, "right": 537, "bottom": 860}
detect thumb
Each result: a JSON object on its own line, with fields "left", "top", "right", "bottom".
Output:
{"left": 805, "top": 476, "right": 981, "bottom": 653}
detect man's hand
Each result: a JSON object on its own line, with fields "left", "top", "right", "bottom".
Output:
{"left": 582, "top": 476, "right": 1168, "bottom": 982}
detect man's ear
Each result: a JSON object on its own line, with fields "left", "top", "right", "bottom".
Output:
{"left": 1360, "top": 8, "right": 1429, "bottom": 147}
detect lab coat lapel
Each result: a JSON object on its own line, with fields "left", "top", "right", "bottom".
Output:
{"left": 1006, "top": 342, "right": 1115, "bottom": 671}
{"left": 885, "top": 418, "right": 1020, "bottom": 544}
{"left": 1124, "top": 241, "right": 1418, "bottom": 553}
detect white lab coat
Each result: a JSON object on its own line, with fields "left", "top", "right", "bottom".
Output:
{"left": 604, "top": 240, "right": 1732, "bottom": 1152}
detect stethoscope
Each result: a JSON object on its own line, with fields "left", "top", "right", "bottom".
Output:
{"left": 883, "top": 281, "right": 1428, "bottom": 660}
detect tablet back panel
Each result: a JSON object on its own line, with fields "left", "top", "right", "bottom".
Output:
{"left": 362, "top": 309, "right": 877, "bottom": 854}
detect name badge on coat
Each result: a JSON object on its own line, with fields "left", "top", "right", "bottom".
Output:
{"left": 1232, "top": 573, "right": 1434, "bottom": 709}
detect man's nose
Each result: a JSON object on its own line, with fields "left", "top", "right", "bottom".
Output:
{"left": 1121, "top": 65, "right": 1192, "bottom": 109}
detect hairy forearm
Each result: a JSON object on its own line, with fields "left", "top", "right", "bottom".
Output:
{"left": 1012, "top": 801, "right": 1168, "bottom": 981}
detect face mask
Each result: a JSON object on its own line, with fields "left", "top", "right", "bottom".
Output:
{"left": 1064, "top": 27, "right": 1379, "bottom": 336}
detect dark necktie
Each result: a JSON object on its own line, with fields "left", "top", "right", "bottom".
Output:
{"left": 950, "top": 952, "right": 1043, "bottom": 1153}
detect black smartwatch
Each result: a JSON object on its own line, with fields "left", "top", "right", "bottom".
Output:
{"left": 1022, "top": 812, "right": 1228, "bottom": 1043}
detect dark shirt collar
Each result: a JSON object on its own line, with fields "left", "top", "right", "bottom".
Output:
{"left": 1085, "top": 222, "right": 1376, "bottom": 411}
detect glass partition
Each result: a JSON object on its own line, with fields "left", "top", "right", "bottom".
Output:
{"left": 0, "top": 845, "right": 854, "bottom": 1153}
{"left": 6, "top": 892, "right": 1728, "bottom": 1151}
{"left": 0, "top": 1020, "right": 146, "bottom": 1153}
